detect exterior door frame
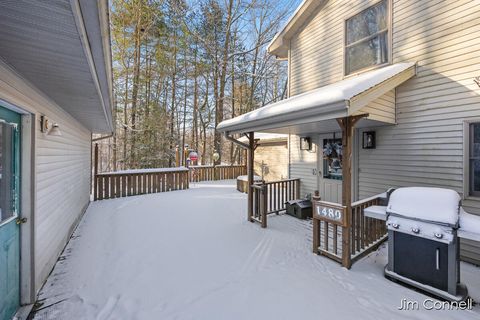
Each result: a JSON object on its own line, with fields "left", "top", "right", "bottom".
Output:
{"left": 0, "top": 99, "right": 36, "bottom": 308}
{"left": 317, "top": 131, "right": 360, "bottom": 203}
{"left": 317, "top": 132, "right": 343, "bottom": 203}
{"left": 20, "top": 113, "right": 35, "bottom": 305}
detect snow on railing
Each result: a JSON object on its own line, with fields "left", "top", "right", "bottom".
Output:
{"left": 99, "top": 167, "right": 189, "bottom": 175}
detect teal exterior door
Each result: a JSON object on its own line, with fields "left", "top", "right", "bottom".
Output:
{"left": 0, "top": 106, "right": 21, "bottom": 320}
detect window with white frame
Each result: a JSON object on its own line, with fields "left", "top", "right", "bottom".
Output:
{"left": 345, "top": 0, "right": 389, "bottom": 75}
{"left": 469, "top": 123, "right": 480, "bottom": 196}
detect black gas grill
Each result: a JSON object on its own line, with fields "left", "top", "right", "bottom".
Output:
{"left": 384, "top": 187, "right": 468, "bottom": 301}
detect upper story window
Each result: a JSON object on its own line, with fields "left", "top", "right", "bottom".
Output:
{"left": 469, "top": 123, "right": 480, "bottom": 196}
{"left": 345, "top": 0, "right": 389, "bottom": 75}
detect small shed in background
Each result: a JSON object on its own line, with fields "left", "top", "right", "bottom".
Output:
{"left": 239, "top": 133, "right": 288, "bottom": 182}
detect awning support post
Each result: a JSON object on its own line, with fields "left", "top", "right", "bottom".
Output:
{"left": 337, "top": 115, "right": 364, "bottom": 269}
{"left": 247, "top": 132, "right": 255, "bottom": 222}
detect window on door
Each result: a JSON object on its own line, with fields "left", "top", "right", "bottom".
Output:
{"left": 322, "top": 138, "right": 343, "bottom": 180}
{"left": 0, "top": 122, "right": 18, "bottom": 222}
{"left": 345, "top": 0, "right": 389, "bottom": 75}
{"left": 469, "top": 123, "right": 480, "bottom": 197}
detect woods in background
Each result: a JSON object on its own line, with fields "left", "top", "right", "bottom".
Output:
{"left": 97, "top": 0, "right": 293, "bottom": 172}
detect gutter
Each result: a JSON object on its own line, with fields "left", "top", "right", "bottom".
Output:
{"left": 70, "top": 0, "right": 113, "bottom": 132}
{"left": 92, "top": 133, "right": 114, "bottom": 142}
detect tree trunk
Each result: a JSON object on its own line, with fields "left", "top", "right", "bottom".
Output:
{"left": 130, "top": 7, "right": 142, "bottom": 167}
{"left": 181, "top": 48, "right": 188, "bottom": 166}
{"left": 192, "top": 42, "right": 199, "bottom": 155}
{"left": 169, "top": 28, "right": 178, "bottom": 167}
{"left": 214, "top": 0, "right": 234, "bottom": 165}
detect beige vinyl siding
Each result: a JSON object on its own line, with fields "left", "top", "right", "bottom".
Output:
{"left": 360, "top": 0, "right": 480, "bottom": 263}
{"left": 353, "top": 90, "right": 396, "bottom": 124}
{"left": 253, "top": 141, "right": 288, "bottom": 181}
{"left": 286, "top": 0, "right": 480, "bottom": 263}
{"left": 289, "top": 135, "right": 319, "bottom": 197}
{"left": 0, "top": 59, "right": 91, "bottom": 291}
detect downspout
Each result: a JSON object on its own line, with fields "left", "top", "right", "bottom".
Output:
{"left": 224, "top": 132, "right": 250, "bottom": 149}
{"left": 224, "top": 132, "right": 254, "bottom": 222}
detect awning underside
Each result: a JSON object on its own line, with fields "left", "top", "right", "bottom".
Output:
{"left": 217, "top": 62, "right": 416, "bottom": 135}
{"left": 0, "top": 0, "right": 113, "bottom": 133}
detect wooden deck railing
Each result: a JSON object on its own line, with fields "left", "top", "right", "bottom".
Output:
{"left": 350, "top": 195, "right": 388, "bottom": 263}
{"left": 312, "top": 193, "right": 387, "bottom": 266}
{"left": 94, "top": 168, "right": 189, "bottom": 201}
{"left": 189, "top": 165, "right": 246, "bottom": 182}
{"left": 251, "top": 178, "right": 301, "bottom": 228}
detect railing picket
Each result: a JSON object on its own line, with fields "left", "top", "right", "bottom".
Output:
{"left": 115, "top": 175, "right": 120, "bottom": 197}
{"left": 98, "top": 176, "right": 104, "bottom": 200}
{"left": 323, "top": 221, "right": 329, "bottom": 251}
{"left": 333, "top": 224, "right": 338, "bottom": 255}
{"left": 105, "top": 175, "right": 110, "bottom": 199}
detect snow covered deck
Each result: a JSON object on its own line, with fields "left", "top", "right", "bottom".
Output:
{"left": 33, "top": 181, "right": 480, "bottom": 319}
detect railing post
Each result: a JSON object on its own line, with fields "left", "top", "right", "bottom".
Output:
{"left": 337, "top": 116, "right": 363, "bottom": 269}
{"left": 260, "top": 183, "right": 267, "bottom": 228}
{"left": 94, "top": 143, "right": 98, "bottom": 201}
{"left": 247, "top": 132, "right": 255, "bottom": 222}
{"left": 312, "top": 191, "right": 320, "bottom": 254}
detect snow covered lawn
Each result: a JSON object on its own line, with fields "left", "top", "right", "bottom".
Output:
{"left": 33, "top": 181, "right": 480, "bottom": 320}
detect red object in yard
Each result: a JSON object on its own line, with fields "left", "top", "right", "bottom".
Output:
{"left": 189, "top": 151, "right": 198, "bottom": 162}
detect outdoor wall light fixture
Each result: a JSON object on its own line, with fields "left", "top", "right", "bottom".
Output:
{"left": 300, "top": 137, "right": 312, "bottom": 151}
{"left": 362, "top": 131, "right": 376, "bottom": 149}
{"left": 48, "top": 123, "right": 62, "bottom": 136}
{"left": 40, "top": 115, "right": 62, "bottom": 136}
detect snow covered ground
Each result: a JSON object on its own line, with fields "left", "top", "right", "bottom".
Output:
{"left": 33, "top": 181, "right": 480, "bottom": 320}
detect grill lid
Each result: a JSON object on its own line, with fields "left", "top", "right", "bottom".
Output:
{"left": 387, "top": 187, "right": 460, "bottom": 226}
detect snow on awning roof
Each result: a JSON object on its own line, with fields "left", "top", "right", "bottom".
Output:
{"left": 217, "top": 62, "right": 416, "bottom": 135}
{"left": 238, "top": 133, "right": 287, "bottom": 143}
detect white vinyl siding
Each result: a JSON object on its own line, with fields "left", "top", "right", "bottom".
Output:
{"left": 286, "top": 0, "right": 480, "bottom": 263}
{"left": 0, "top": 59, "right": 91, "bottom": 291}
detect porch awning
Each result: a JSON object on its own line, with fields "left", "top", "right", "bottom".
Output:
{"left": 217, "top": 62, "right": 416, "bottom": 135}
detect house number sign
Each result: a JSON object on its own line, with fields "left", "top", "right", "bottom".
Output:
{"left": 313, "top": 201, "right": 347, "bottom": 227}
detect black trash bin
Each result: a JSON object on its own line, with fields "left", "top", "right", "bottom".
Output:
{"left": 285, "top": 200, "right": 312, "bottom": 219}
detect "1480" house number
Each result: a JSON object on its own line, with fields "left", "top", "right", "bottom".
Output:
{"left": 318, "top": 207, "right": 342, "bottom": 220}
{"left": 313, "top": 202, "right": 346, "bottom": 226}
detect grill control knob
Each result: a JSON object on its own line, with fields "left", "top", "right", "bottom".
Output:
{"left": 391, "top": 223, "right": 399, "bottom": 229}
{"left": 411, "top": 227, "right": 420, "bottom": 234}
{"left": 434, "top": 233, "right": 443, "bottom": 239}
